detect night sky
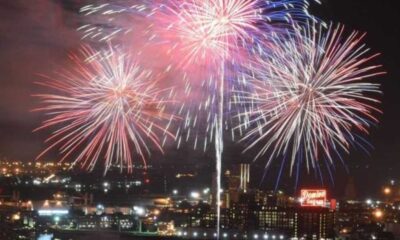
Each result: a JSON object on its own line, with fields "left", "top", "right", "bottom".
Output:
{"left": 0, "top": 0, "right": 399, "bottom": 198}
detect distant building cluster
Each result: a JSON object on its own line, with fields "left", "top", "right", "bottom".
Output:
{"left": 0, "top": 160, "right": 71, "bottom": 177}
{"left": 1, "top": 161, "right": 400, "bottom": 239}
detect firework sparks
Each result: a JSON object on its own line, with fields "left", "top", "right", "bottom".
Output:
{"left": 152, "top": 0, "right": 262, "bottom": 65}
{"left": 77, "top": 1, "right": 322, "bottom": 149}
{"left": 149, "top": 1, "right": 320, "bottom": 236}
{"left": 151, "top": 0, "right": 320, "bottom": 67}
{"left": 78, "top": 0, "right": 320, "bottom": 67}
{"left": 236, "top": 23, "right": 384, "bottom": 183}
{"left": 78, "top": 0, "right": 321, "bottom": 237}
{"left": 34, "top": 46, "right": 176, "bottom": 174}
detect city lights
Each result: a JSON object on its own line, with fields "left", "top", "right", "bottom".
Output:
{"left": 37, "top": 209, "right": 68, "bottom": 216}
{"left": 373, "top": 209, "right": 384, "bottom": 219}
{"left": 0, "top": 160, "right": 364, "bottom": 239}
{"left": 190, "top": 191, "right": 201, "bottom": 199}
{"left": 12, "top": 213, "right": 21, "bottom": 221}
{"left": 133, "top": 206, "right": 146, "bottom": 216}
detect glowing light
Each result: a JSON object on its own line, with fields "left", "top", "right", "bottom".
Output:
{"left": 12, "top": 213, "right": 21, "bottom": 221}
{"left": 38, "top": 209, "right": 69, "bottom": 216}
{"left": 374, "top": 209, "right": 384, "bottom": 219}
{"left": 133, "top": 206, "right": 146, "bottom": 216}
{"left": 300, "top": 189, "right": 327, "bottom": 207}
{"left": 190, "top": 191, "right": 200, "bottom": 199}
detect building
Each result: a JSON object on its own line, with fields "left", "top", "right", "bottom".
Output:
{"left": 257, "top": 206, "right": 297, "bottom": 236}
{"left": 224, "top": 163, "right": 251, "bottom": 207}
{"left": 198, "top": 189, "right": 336, "bottom": 239}
{"left": 296, "top": 207, "right": 336, "bottom": 240}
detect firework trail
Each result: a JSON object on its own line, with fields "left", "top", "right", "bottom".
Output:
{"left": 236, "top": 23, "right": 384, "bottom": 186}
{"left": 34, "top": 45, "right": 176, "bottom": 174}
{"left": 79, "top": 0, "right": 320, "bottom": 237}
{"left": 149, "top": 1, "right": 320, "bottom": 235}
{"left": 154, "top": 1, "right": 271, "bottom": 234}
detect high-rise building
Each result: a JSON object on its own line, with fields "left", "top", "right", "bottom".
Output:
{"left": 224, "top": 164, "right": 251, "bottom": 207}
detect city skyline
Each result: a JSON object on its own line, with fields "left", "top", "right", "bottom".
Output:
{"left": 0, "top": 0, "right": 399, "bottom": 198}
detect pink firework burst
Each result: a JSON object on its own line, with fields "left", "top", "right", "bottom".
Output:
{"left": 152, "top": 0, "right": 263, "bottom": 66}
{"left": 34, "top": 45, "right": 177, "bottom": 173}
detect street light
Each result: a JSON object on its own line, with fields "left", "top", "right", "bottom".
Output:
{"left": 54, "top": 216, "right": 60, "bottom": 225}
{"left": 12, "top": 213, "right": 20, "bottom": 221}
{"left": 384, "top": 187, "right": 392, "bottom": 195}
{"left": 203, "top": 188, "right": 210, "bottom": 194}
{"left": 374, "top": 209, "right": 384, "bottom": 219}
{"left": 133, "top": 206, "right": 145, "bottom": 216}
{"left": 190, "top": 191, "right": 200, "bottom": 199}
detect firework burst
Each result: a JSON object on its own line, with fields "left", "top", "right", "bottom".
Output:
{"left": 34, "top": 46, "right": 176, "bottom": 174}
{"left": 78, "top": 0, "right": 321, "bottom": 237}
{"left": 151, "top": 0, "right": 320, "bottom": 67}
{"left": 153, "top": 0, "right": 263, "bottom": 65}
{"left": 236, "top": 23, "right": 384, "bottom": 182}
{"left": 148, "top": 1, "right": 320, "bottom": 235}
{"left": 78, "top": 0, "right": 320, "bottom": 67}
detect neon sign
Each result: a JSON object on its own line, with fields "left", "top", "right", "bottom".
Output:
{"left": 300, "top": 189, "right": 327, "bottom": 207}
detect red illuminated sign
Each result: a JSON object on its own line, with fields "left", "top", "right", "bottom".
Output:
{"left": 300, "top": 189, "right": 327, "bottom": 207}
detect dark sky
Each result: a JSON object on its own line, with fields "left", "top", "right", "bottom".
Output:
{"left": 0, "top": 0, "right": 399, "bottom": 198}
{"left": 311, "top": 0, "right": 400, "bottom": 198}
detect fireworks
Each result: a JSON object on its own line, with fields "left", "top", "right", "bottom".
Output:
{"left": 77, "top": 0, "right": 323, "bottom": 151}
{"left": 34, "top": 46, "right": 176, "bottom": 173}
{"left": 79, "top": 0, "right": 319, "bottom": 67}
{"left": 153, "top": 0, "right": 262, "bottom": 65}
{"left": 78, "top": 1, "right": 321, "bottom": 236}
{"left": 33, "top": 1, "right": 388, "bottom": 237}
{"left": 150, "top": 1, "right": 318, "bottom": 235}
{"left": 236, "top": 23, "right": 384, "bottom": 178}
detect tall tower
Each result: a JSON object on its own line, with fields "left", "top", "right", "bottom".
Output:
{"left": 223, "top": 164, "right": 251, "bottom": 207}
{"left": 239, "top": 164, "right": 250, "bottom": 193}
